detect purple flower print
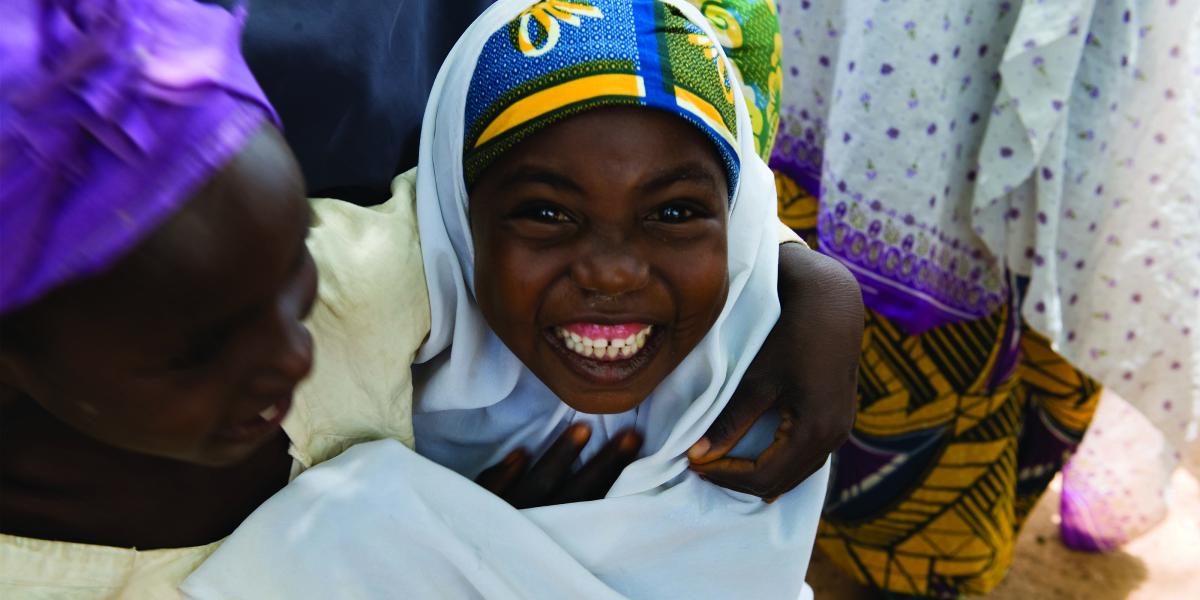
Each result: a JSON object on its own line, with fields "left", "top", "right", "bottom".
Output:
{"left": 927, "top": 123, "right": 937, "bottom": 135}
{"left": 1000, "top": 146, "right": 1013, "bottom": 158}
{"left": 887, "top": 127, "right": 900, "bottom": 139}
{"left": 1042, "top": 167, "right": 1053, "bottom": 180}
{"left": 859, "top": 92, "right": 871, "bottom": 110}
{"left": 881, "top": 63, "right": 894, "bottom": 75}
{"left": 930, "top": 53, "right": 940, "bottom": 65}
{"left": 819, "top": 55, "right": 830, "bottom": 67}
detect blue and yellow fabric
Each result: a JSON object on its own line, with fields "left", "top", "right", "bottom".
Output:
{"left": 463, "top": 0, "right": 742, "bottom": 191}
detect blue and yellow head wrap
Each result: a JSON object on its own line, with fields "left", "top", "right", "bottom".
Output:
{"left": 463, "top": 0, "right": 740, "bottom": 193}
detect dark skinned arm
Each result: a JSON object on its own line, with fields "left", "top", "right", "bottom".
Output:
{"left": 689, "top": 242, "right": 864, "bottom": 499}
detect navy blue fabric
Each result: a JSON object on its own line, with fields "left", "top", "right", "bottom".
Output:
{"left": 208, "top": 0, "right": 494, "bottom": 203}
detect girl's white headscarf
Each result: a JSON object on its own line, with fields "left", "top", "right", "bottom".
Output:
{"left": 413, "top": 0, "right": 783, "bottom": 498}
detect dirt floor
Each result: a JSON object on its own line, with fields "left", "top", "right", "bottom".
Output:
{"left": 807, "top": 469, "right": 1200, "bottom": 599}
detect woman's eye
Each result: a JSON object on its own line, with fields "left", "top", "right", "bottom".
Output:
{"left": 169, "top": 329, "right": 230, "bottom": 371}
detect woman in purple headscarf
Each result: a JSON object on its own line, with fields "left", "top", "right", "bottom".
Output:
{"left": 0, "top": 0, "right": 315, "bottom": 595}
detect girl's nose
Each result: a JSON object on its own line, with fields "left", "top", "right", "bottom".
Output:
{"left": 570, "top": 237, "right": 650, "bottom": 297}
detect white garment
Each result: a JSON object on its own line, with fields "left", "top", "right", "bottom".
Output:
{"left": 183, "top": 0, "right": 826, "bottom": 598}
{"left": 182, "top": 439, "right": 824, "bottom": 600}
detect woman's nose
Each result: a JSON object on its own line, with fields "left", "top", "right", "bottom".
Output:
{"left": 570, "top": 237, "right": 650, "bottom": 297}
{"left": 246, "top": 311, "right": 314, "bottom": 396}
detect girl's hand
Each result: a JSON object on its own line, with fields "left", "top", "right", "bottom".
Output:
{"left": 476, "top": 423, "right": 643, "bottom": 509}
{"left": 688, "top": 243, "right": 864, "bottom": 500}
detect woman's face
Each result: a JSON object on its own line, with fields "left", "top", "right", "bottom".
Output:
{"left": 470, "top": 107, "right": 730, "bottom": 414}
{"left": 0, "top": 127, "right": 317, "bottom": 467}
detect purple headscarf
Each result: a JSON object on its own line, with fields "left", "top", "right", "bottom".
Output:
{"left": 0, "top": 0, "right": 281, "bottom": 315}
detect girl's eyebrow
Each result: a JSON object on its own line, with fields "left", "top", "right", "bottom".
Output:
{"left": 497, "top": 166, "right": 583, "bottom": 193}
{"left": 639, "top": 162, "right": 721, "bottom": 193}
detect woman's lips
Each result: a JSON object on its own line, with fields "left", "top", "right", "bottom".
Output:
{"left": 213, "top": 396, "right": 292, "bottom": 443}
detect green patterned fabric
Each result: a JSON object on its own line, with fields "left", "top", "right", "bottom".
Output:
{"left": 686, "top": 0, "right": 782, "bottom": 159}
{"left": 463, "top": 0, "right": 741, "bottom": 188}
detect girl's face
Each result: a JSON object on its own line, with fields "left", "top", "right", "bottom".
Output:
{"left": 470, "top": 107, "right": 730, "bottom": 414}
{"left": 0, "top": 127, "right": 317, "bottom": 467}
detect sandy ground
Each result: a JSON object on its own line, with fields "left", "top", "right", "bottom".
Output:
{"left": 808, "top": 469, "right": 1200, "bottom": 599}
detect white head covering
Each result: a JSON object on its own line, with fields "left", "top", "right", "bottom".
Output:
{"left": 412, "top": 0, "right": 782, "bottom": 497}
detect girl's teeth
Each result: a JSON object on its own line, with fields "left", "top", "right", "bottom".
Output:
{"left": 555, "top": 325, "right": 653, "bottom": 361}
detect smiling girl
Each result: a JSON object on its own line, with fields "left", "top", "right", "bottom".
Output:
{"left": 186, "top": 1, "right": 831, "bottom": 598}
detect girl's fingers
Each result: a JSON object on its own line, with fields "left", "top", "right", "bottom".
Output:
{"left": 507, "top": 423, "right": 592, "bottom": 508}
{"left": 475, "top": 448, "right": 530, "bottom": 497}
{"left": 553, "top": 428, "right": 643, "bottom": 504}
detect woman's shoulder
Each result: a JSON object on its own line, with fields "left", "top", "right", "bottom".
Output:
{"left": 285, "top": 169, "right": 429, "bottom": 470}
{"left": 0, "top": 532, "right": 219, "bottom": 599}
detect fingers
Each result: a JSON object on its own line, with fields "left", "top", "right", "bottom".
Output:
{"left": 506, "top": 423, "right": 591, "bottom": 509}
{"left": 553, "top": 428, "right": 643, "bottom": 504}
{"left": 689, "top": 410, "right": 828, "bottom": 499}
{"left": 689, "top": 374, "right": 777, "bottom": 465}
{"left": 475, "top": 448, "right": 530, "bottom": 496}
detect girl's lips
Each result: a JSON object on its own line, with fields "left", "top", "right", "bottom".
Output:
{"left": 560, "top": 322, "right": 649, "bottom": 340}
{"left": 544, "top": 325, "right": 664, "bottom": 385}
{"left": 213, "top": 396, "right": 292, "bottom": 443}
{"left": 554, "top": 323, "right": 653, "bottom": 361}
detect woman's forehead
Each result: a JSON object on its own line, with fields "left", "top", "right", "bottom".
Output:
{"left": 48, "top": 130, "right": 308, "bottom": 335}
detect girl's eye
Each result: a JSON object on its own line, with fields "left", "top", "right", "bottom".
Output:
{"left": 649, "top": 204, "right": 699, "bottom": 224}
{"left": 513, "top": 205, "right": 573, "bottom": 225}
{"left": 522, "top": 206, "right": 572, "bottom": 223}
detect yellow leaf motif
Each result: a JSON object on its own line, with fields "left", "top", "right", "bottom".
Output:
{"left": 687, "top": 33, "right": 736, "bottom": 104}
{"left": 518, "top": 1, "right": 604, "bottom": 57}
{"left": 700, "top": 5, "right": 744, "bottom": 49}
